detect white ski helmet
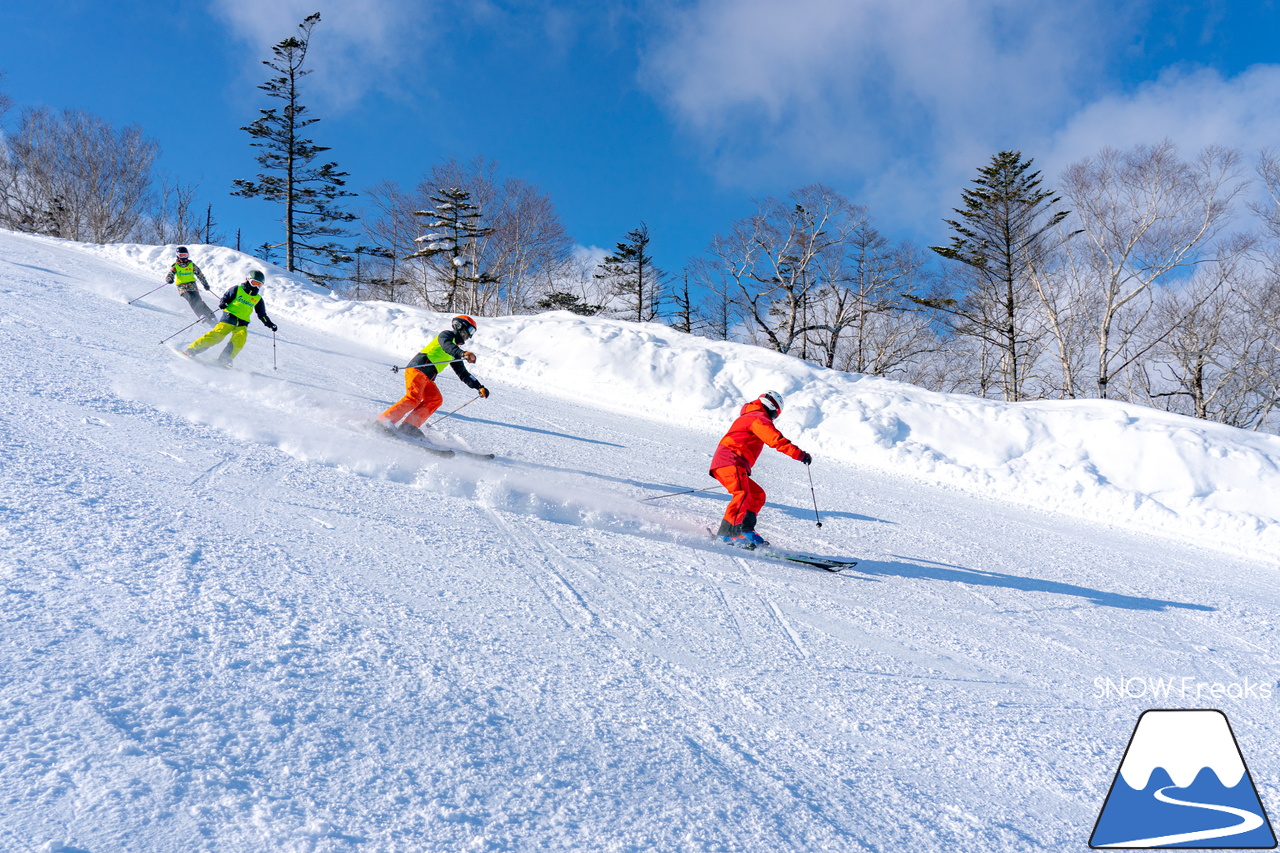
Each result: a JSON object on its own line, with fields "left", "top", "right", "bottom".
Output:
{"left": 758, "top": 390, "right": 783, "bottom": 417}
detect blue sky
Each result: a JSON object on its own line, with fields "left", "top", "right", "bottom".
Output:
{"left": 4, "top": 0, "right": 1280, "bottom": 276}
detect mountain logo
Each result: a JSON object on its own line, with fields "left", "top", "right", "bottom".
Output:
{"left": 1091, "top": 710, "right": 1276, "bottom": 849}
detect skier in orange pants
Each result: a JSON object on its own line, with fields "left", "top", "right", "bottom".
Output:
{"left": 709, "top": 391, "right": 811, "bottom": 548}
{"left": 378, "top": 315, "right": 490, "bottom": 438}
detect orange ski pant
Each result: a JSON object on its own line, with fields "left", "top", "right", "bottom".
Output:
{"left": 712, "top": 466, "right": 766, "bottom": 526}
{"left": 380, "top": 368, "right": 442, "bottom": 428}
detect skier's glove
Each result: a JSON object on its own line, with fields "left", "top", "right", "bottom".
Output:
{"left": 203, "top": 284, "right": 212, "bottom": 291}
{"left": 477, "top": 386, "right": 490, "bottom": 399}
{"left": 463, "top": 351, "right": 477, "bottom": 364}
{"left": 268, "top": 322, "right": 279, "bottom": 332}
{"left": 800, "top": 452, "right": 812, "bottom": 465}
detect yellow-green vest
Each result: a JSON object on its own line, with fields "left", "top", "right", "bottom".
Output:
{"left": 419, "top": 334, "right": 455, "bottom": 372}
{"left": 225, "top": 285, "right": 262, "bottom": 322}
{"left": 173, "top": 261, "right": 197, "bottom": 285}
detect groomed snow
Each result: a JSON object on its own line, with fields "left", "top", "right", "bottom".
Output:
{"left": 2, "top": 229, "right": 1278, "bottom": 851}
{"left": 84, "top": 237, "right": 1280, "bottom": 563}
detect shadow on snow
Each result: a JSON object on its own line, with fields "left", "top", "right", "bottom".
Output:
{"left": 865, "top": 554, "right": 1216, "bottom": 612}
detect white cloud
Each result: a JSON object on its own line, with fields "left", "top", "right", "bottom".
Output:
{"left": 1040, "top": 64, "right": 1280, "bottom": 177}
{"left": 209, "top": 0, "right": 441, "bottom": 106}
{"left": 637, "top": 0, "right": 1139, "bottom": 235}
{"left": 639, "top": 0, "right": 1280, "bottom": 242}
{"left": 644, "top": 0, "right": 1116, "bottom": 166}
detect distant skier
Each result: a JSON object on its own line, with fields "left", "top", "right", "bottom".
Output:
{"left": 166, "top": 246, "right": 215, "bottom": 325}
{"left": 710, "top": 391, "right": 811, "bottom": 548}
{"left": 184, "top": 270, "right": 277, "bottom": 366}
{"left": 377, "top": 315, "right": 490, "bottom": 438}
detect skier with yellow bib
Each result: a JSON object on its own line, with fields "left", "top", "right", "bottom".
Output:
{"left": 377, "top": 315, "right": 490, "bottom": 439}
{"left": 165, "top": 246, "right": 215, "bottom": 325}
{"left": 184, "top": 270, "right": 277, "bottom": 366}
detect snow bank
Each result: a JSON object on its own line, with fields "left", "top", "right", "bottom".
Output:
{"left": 90, "top": 240, "right": 1280, "bottom": 560}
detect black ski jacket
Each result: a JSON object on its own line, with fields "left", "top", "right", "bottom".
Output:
{"left": 215, "top": 283, "right": 274, "bottom": 328}
{"left": 408, "top": 330, "right": 482, "bottom": 389}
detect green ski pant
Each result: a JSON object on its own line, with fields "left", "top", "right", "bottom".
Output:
{"left": 187, "top": 322, "right": 248, "bottom": 361}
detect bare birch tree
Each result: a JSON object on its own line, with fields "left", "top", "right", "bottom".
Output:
{"left": 686, "top": 255, "right": 743, "bottom": 342}
{"left": 0, "top": 107, "right": 158, "bottom": 242}
{"left": 145, "top": 173, "right": 202, "bottom": 245}
{"left": 819, "top": 225, "right": 936, "bottom": 377}
{"left": 1059, "top": 141, "right": 1247, "bottom": 399}
{"left": 704, "top": 184, "right": 863, "bottom": 355}
{"left": 1142, "top": 245, "right": 1279, "bottom": 428}
{"left": 358, "top": 181, "right": 418, "bottom": 303}
{"left": 0, "top": 71, "right": 11, "bottom": 121}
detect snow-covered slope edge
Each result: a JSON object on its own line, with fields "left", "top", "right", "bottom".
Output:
{"left": 89, "top": 237, "right": 1280, "bottom": 561}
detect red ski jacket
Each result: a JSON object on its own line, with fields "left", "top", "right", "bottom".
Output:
{"left": 709, "top": 400, "right": 805, "bottom": 474}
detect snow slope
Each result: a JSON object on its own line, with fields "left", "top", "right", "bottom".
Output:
{"left": 85, "top": 238, "right": 1280, "bottom": 562}
{"left": 2, "top": 229, "right": 1278, "bottom": 851}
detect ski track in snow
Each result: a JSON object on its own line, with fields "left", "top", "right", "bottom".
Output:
{"left": 1, "top": 231, "right": 1279, "bottom": 851}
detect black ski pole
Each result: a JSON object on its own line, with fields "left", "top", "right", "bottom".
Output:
{"left": 127, "top": 282, "right": 168, "bottom": 305}
{"left": 160, "top": 316, "right": 205, "bottom": 345}
{"left": 425, "top": 393, "right": 482, "bottom": 428}
{"left": 272, "top": 329, "right": 278, "bottom": 370}
{"left": 807, "top": 463, "right": 823, "bottom": 528}
{"left": 639, "top": 486, "right": 720, "bottom": 503}
{"left": 391, "top": 358, "right": 464, "bottom": 373}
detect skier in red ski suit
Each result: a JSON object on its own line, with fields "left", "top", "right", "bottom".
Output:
{"left": 710, "top": 391, "right": 811, "bottom": 548}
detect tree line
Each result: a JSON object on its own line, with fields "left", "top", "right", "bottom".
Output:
{"left": 1, "top": 18, "right": 1278, "bottom": 432}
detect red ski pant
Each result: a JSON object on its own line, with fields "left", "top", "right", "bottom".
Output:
{"left": 379, "top": 368, "right": 442, "bottom": 428}
{"left": 712, "top": 466, "right": 766, "bottom": 526}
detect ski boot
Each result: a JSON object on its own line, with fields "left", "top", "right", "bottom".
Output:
{"left": 737, "top": 512, "right": 769, "bottom": 548}
{"left": 397, "top": 423, "right": 426, "bottom": 440}
{"left": 723, "top": 531, "right": 768, "bottom": 550}
{"left": 716, "top": 518, "right": 742, "bottom": 547}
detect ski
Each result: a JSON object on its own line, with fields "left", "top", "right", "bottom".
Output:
{"left": 170, "top": 345, "right": 239, "bottom": 371}
{"left": 451, "top": 447, "right": 497, "bottom": 461}
{"left": 374, "top": 423, "right": 455, "bottom": 457}
{"left": 758, "top": 548, "right": 858, "bottom": 573}
{"left": 373, "top": 423, "right": 495, "bottom": 460}
{"left": 707, "top": 531, "right": 857, "bottom": 572}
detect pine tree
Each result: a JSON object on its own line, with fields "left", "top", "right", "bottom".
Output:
{"left": 923, "top": 151, "right": 1071, "bottom": 401}
{"left": 231, "top": 13, "right": 355, "bottom": 284}
{"left": 533, "top": 291, "right": 603, "bottom": 315}
{"left": 596, "top": 223, "right": 664, "bottom": 323}
{"left": 405, "top": 187, "right": 498, "bottom": 313}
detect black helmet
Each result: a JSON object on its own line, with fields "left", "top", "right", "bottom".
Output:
{"left": 759, "top": 390, "right": 783, "bottom": 418}
{"left": 176, "top": 246, "right": 190, "bottom": 258}
{"left": 452, "top": 315, "right": 477, "bottom": 341}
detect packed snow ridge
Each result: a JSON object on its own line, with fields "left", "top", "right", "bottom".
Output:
{"left": 83, "top": 237, "right": 1280, "bottom": 562}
